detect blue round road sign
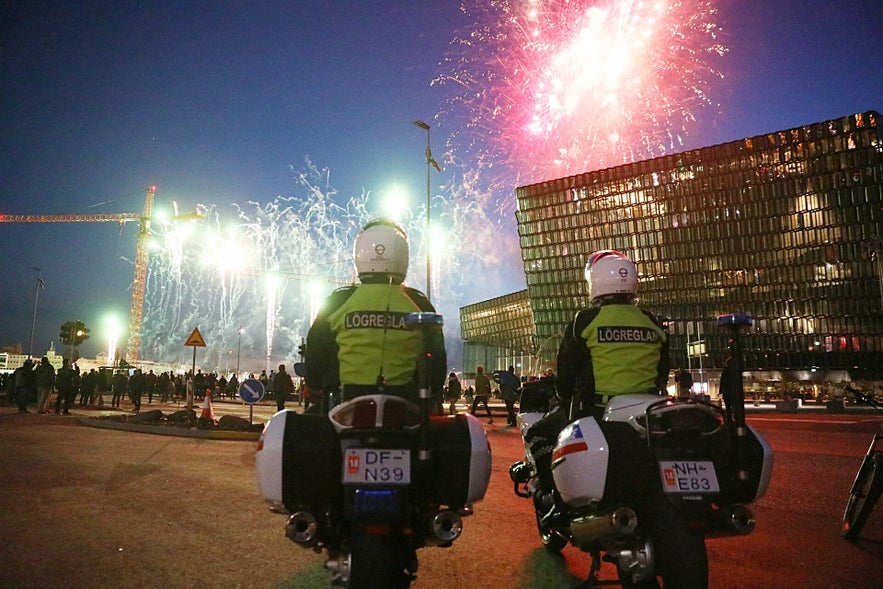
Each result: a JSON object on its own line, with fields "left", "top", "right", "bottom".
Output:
{"left": 239, "top": 378, "right": 265, "bottom": 405}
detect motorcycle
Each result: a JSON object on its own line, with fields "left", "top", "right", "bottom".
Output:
{"left": 255, "top": 312, "right": 492, "bottom": 588}
{"left": 509, "top": 314, "right": 774, "bottom": 588}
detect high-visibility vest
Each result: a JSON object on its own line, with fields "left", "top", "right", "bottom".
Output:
{"left": 327, "top": 283, "right": 424, "bottom": 386}
{"left": 578, "top": 304, "right": 667, "bottom": 395}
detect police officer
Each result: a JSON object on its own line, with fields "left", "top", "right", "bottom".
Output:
{"left": 305, "top": 219, "right": 446, "bottom": 408}
{"left": 526, "top": 250, "right": 669, "bottom": 495}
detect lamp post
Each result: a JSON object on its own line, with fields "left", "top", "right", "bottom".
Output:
{"left": 236, "top": 326, "right": 244, "bottom": 377}
{"left": 28, "top": 267, "right": 44, "bottom": 358}
{"left": 413, "top": 120, "right": 440, "bottom": 302}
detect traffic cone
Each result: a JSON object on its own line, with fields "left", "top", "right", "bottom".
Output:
{"left": 200, "top": 392, "right": 215, "bottom": 421}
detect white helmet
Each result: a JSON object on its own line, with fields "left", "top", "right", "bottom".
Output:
{"left": 585, "top": 249, "right": 638, "bottom": 302}
{"left": 354, "top": 219, "right": 409, "bottom": 284}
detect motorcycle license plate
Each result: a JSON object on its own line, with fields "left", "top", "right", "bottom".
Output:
{"left": 343, "top": 448, "right": 411, "bottom": 485}
{"left": 659, "top": 460, "right": 720, "bottom": 494}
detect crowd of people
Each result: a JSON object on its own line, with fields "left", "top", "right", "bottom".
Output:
{"left": 0, "top": 360, "right": 311, "bottom": 414}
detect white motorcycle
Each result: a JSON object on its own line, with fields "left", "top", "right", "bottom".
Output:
{"left": 255, "top": 313, "right": 492, "bottom": 588}
{"left": 509, "top": 314, "right": 773, "bottom": 588}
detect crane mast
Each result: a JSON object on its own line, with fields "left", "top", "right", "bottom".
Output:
{"left": 126, "top": 186, "right": 154, "bottom": 365}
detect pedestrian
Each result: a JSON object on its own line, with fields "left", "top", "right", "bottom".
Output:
{"left": 93, "top": 369, "right": 108, "bottom": 407}
{"left": 300, "top": 380, "right": 314, "bottom": 412}
{"left": 193, "top": 370, "right": 206, "bottom": 401}
{"left": 217, "top": 374, "right": 227, "bottom": 400}
{"left": 111, "top": 370, "right": 128, "bottom": 409}
{"left": 145, "top": 369, "right": 157, "bottom": 403}
{"left": 526, "top": 250, "right": 669, "bottom": 503}
{"left": 444, "top": 371, "right": 462, "bottom": 415}
{"left": 53, "top": 359, "right": 78, "bottom": 415}
{"left": 158, "top": 371, "right": 171, "bottom": 402}
{"left": 227, "top": 373, "right": 239, "bottom": 399}
{"left": 675, "top": 368, "right": 693, "bottom": 398}
{"left": 495, "top": 365, "right": 521, "bottom": 426}
{"left": 79, "top": 369, "right": 95, "bottom": 405}
{"left": 471, "top": 366, "right": 494, "bottom": 424}
{"left": 129, "top": 368, "right": 146, "bottom": 412}
{"left": 272, "top": 363, "right": 294, "bottom": 412}
{"left": 304, "top": 219, "right": 446, "bottom": 411}
{"left": 35, "top": 356, "right": 56, "bottom": 414}
{"left": 13, "top": 359, "right": 35, "bottom": 413}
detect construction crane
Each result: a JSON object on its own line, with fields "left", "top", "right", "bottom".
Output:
{"left": 0, "top": 186, "right": 199, "bottom": 365}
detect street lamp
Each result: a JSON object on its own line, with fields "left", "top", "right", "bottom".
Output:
{"left": 28, "top": 267, "right": 44, "bottom": 358}
{"left": 236, "top": 326, "right": 244, "bottom": 377}
{"left": 413, "top": 120, "right": 441, "bottom": 302}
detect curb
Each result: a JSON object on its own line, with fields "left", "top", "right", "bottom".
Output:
{"left": 77, "top": 417, "right": 261, "bottom": 441}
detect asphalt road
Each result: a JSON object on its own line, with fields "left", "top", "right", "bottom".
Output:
{"left": 1, "top": 405, "right": 882, "bottom": 588}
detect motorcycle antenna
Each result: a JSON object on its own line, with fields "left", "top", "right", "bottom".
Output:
{"left": 374, "top": 274, "right": 396, "bottom": 388}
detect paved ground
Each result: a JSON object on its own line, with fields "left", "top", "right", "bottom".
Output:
{"left": 2, "top": 399, "right": 883, "bottom": 588}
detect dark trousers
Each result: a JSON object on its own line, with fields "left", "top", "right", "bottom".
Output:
{"left": 503, "top": 398, "right": 517, "bottom": 425}
{"left": 470, "top": 395, "right": 492, "bottom": 418}
{"left": 54, "top": 389, "right": 76, "bottom": 414}
{"left": 14, "top": 387, "right": 30, "bottom": 412}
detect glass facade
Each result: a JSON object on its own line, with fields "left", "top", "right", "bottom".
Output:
{"left": 459, "top": 290, "right": 547, "bottom": 377}
{"left": 515, "top": 111, "right": 883, "bottom": 379}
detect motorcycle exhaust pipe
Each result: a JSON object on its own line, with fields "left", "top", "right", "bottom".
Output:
{"left": 285, "top": 511, "right": 318, "bottom": 545}
{"left": 704, "top": 504, "right": 755, "bottom": 537}
{"left": 570, "top": 507, "right": 638, "bottom": 549}
{"left": 723, "top": 505, "right": 755, "bottom": 535}
{"left": 425, "top": 510, "right": 463, "bottom": 546}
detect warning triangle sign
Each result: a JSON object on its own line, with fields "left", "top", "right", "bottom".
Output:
{"left": 184, "top": 327, "right": 207, "bottom": 347}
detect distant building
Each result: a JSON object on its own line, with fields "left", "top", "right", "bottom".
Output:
{"left": 463, "top": 110, "right": 883, "bottom": 384}
{"left": 460, "top": 290, "right": 542, "bottom": 379}
{"left": 0, "top": 342, "right": 64, "bottom": 372}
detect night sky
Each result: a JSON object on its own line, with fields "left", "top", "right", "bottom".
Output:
{"left": 1, "top": 0, "right": 881, "bottom": 369}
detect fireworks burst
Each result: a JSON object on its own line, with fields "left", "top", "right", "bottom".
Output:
{"left": 436, "top": 0, "right": 727, "bottom": 193}
{"left": 141, "top": 161, "right": 370, "bottom": 372}
{"left": 138, "top": 160, "right": 508, "bottom": 373}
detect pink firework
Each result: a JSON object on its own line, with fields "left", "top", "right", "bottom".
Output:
{"left": 436, "top": 0, "right": 727, "bottom": 187}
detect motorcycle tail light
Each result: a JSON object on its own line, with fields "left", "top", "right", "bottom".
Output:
{"left": 332, "top": 398, "right": 378, "bottom": 428}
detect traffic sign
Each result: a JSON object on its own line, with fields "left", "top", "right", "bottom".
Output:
{"left": 185, "top": 327, "right": 207, "bottom": 347}
{"left": 239, "top": 378, "right": 266, "bottom": 405}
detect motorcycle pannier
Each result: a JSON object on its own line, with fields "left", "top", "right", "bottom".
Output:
{"left": 280, "top": 412, "right": 341, "bottom": 512}
{"left": 428, "top": 413, "right": 492, "bottom": 507}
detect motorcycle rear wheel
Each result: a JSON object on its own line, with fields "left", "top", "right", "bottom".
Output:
{"left": 619, "top": 498, "right": 708, "bottom": 589}
{"left": 842, "top": 453, "right": 883, "bottom": 540}
{"left": 347, "top": 529, "right": 412, "bottom": 589}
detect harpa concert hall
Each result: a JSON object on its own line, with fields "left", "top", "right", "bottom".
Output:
{"left": 460, "top": 111, "right": 883, "bottom": 395}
